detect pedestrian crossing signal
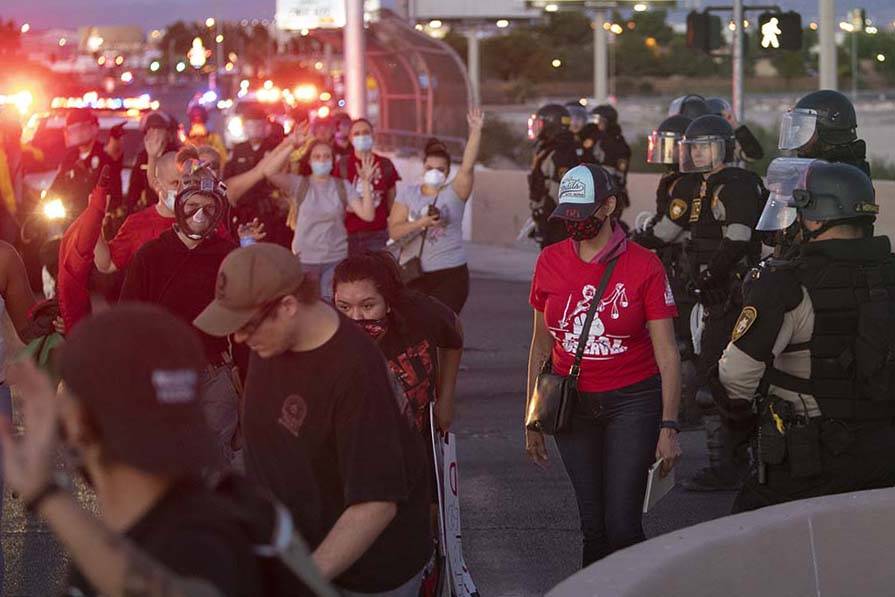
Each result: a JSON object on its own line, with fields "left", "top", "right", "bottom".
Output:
{"left": 758, "top": 11, "right": 802, "bottom": 51}
{"left": 686, "top": 11, "right": 722, "bottom": 53}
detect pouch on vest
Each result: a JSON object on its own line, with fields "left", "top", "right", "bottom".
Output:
{"left": 854, "top": 265, "right": 895, "bottom": 402}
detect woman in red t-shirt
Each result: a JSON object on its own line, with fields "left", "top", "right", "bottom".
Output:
{"left": 526, "top": 164, "right": 683, "bottom": 566}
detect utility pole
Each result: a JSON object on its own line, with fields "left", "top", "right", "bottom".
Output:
{"left": 731, "top": 0, "right": 744, "bottom": 122}
{"left": 465, "top": 29, "right": 481, "bottom": 107}
{"left": 818, "top": 0, "right": 837, "bottom": 90}
{"left": 593, "top": 10, "right": 608, "bottom": 104}
{"left": 344, "top": 0, "right": 367, "bottom": 118}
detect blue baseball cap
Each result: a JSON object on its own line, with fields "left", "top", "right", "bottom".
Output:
{"left": 549, "top": 164, "right": 618, "bottom": 222}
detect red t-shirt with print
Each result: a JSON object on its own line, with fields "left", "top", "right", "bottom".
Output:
{"left": 529, "top": 238, "right": 678, "bottom": 393}
{"left": 337, "top": 153, "right": 400, "bottom": 235}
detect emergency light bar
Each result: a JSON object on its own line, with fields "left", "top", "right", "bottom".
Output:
{"left": 51, "top": 92, "right": 160, "bottom": 112}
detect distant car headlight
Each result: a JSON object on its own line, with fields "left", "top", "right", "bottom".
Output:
{"left": 42, "top": 198, "right": 67, "bottom": 221}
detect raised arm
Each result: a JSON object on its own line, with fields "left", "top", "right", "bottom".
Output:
{"left": 452, "top": 108, "right": 484, "bottom": 201}
{"left": 345, "top": 153, "right": 376, "bottom": 222}
{"left": 225, "top": 139, "right": 292, "bottom": 206}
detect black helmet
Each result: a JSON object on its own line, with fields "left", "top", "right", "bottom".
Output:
{"left": 780, "top": 90, "right": 857, "bottom": 152}
{"left": 564, "top": 101, "right": 589, "bottom": 131}
{"left": 591, "top": 104, "right": 618, "bottom": 126}
{"left": 794, "top": 161, "right": 877, "bottom": 225}
{"left": 706, "top": 97, "right": 732, "bottom": 116}
{"left": 647, "top": 115, "right": 692, "bottom": 165}
{"left": 668, "top": 94, "right": 710, "bottom": 120}
{"left": 528, "top": 104, "right": 571, "bottom": 141}
{"left": 679, "top": 115, "right": 735, "bottom": 173}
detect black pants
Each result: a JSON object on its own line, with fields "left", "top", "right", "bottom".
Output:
{"left": 408, "top": 264, "right": 470, "bottom": 315}
{"left": 554, "top": 375, "right": 662, "bottom": 566}
{"left": 732, "top": 419, "right": 895, "bottom": 513}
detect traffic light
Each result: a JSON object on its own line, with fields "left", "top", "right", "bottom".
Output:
{"left": 687, "top": 11, "right": 723, "bottom": 52}
{"left": 758, "top": 11, "right": 803, "bottom": 51}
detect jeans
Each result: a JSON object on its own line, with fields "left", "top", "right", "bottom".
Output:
{"left": 0, "top": 383, "right": 11, "bottom": 594}
{"left": 200, "top": 366, "right": 240, "bottom": 468}
{"left": 554, "top": 375, "right": 662, "bottom": 566}
{"left": 348, "top": 230, "right": 389, "bottom": 256}
{"left": 303, "top": 261, "right": 341, "bottom": 303}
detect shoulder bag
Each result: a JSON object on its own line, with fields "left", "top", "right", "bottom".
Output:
{"left": 525, "top": 256, "right": 619, "bottom": 435}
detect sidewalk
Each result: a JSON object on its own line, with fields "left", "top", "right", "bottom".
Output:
{"left": 465, "top": 241, "right": 538, "bottom": 283}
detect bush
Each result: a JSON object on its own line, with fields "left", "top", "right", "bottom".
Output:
{"left": 479, "top": 117, "right": 529, "bottom": 168}
{"left": 870, "top": 159, "right": 895, "bottom": 181}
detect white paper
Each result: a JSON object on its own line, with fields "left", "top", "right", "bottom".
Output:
{"left": 642, "top": 458, "right": 676, "bottom": 514}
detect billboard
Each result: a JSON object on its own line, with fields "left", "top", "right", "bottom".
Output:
{"left": 276, "top": 0, "right": 381, "bottom": 31}
{"left": 411, "top": 0, "right": 539, "bottom": 20}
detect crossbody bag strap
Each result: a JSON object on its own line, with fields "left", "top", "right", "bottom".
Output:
{"left": 568, "top": 256, "right": 619, "bottom": 384}
{"left": 416, "top": 192, "right": 440, "bottom": 261}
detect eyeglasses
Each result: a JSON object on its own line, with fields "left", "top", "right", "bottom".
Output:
{"left": 240, "top": 297, "right": 284, "bottom": 337}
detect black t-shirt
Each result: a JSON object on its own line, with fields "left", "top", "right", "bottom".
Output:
{"left": 119, "top": 230, "right": 235, "bottom": 364}
{"left": 242, "top": 314, "right": 433, "bottom": 593}
{"left": 64, "top": 481, "right": 264, "bottom": 597}
{"left": 379, "top": 292, "right": 463, "bottom": 431}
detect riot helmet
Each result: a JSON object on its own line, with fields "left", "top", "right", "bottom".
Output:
{"left": 591, "top": 104, "right": 618, "bottom": 130}
{"left": 174, "top": 160, "right": 227, "bottom": 241}
{"left": 706, "top": 97, "right": 732, "bottom": 117}
{"left": 528, "top": 104, "right": 571, "bottom": 142}
{"left": 564, "top": 102, "right": 589, "bottom": 133}
{"left": 647, "top": 114, "right": 692, "bottom": 165}
{"left": 668, "top": 94, "right": 710, "bottom": 120}
{"left": 778, "top": 89, "right": 858, "bottom": 154}
{"left": 794, "top": 161, "right": 877, "bottom": 239}
{"left": 756, "top": 157, "right": 820, "bottom": 233}
{"left": 679, "top": 115, "right": 735, "bottom": 173}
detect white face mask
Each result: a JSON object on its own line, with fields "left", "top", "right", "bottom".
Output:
{"left": 162, "top": 190, "right": 176, "bottom": 212}
{"left": 423, "top": 168, "right": 447, "bottom": 188}
{"left": 310, "top": 161, "right": 332, "bottom": 177}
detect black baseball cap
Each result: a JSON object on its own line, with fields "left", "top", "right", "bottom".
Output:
{"left": 549, "top": 164, "right": 618, "bottom": 222}
{"left": 60, "top": 304, "right": 218, "bottom": 476}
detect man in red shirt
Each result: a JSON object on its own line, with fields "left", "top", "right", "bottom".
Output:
{"left": 336, "top": 119, "right": 400, "bottom": 255}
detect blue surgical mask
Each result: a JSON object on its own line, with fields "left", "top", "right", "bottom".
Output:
{"left": 162, "top": 190, "right": 176, "bottom": 212}
{"left": 310, "top": 161, "right": 331, "bottom": 176}
{"left": 353, "top": 135, "right": 374, "bottom": 152}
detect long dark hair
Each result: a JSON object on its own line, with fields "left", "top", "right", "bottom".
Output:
{"left": 333, "top": 251, "right": 412, "bottom": 332}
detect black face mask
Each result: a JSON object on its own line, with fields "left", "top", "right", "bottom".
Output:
{"left": 357, "top": 317, "right": 389, "bottom": 340}
{"left": 563, "top": 214, "right": 606, "bottom": 241}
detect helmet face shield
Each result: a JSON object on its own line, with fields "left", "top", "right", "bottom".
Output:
{"left": 678, "top": 137, "right": 726, "bottom": 173}
{"left": 757, "top": 157, "right": 818, "bottom": 232}
{"left": 778, "top": 109, "right": 818, "bottom": 150}
{"left": 527, "top": 114, "right": 542, "bottom": 141}
{"left": 647, "top": 131, "right": 680, "bottom": 165}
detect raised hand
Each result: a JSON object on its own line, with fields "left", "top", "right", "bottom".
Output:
{"left": 467, "top": 107, "right": 484, "bottom": 133}
{"left": 238, "top": 218, "right": 267, "bottom": 242}
{"left": 144, "top": 128, "right": 166, "bottom": 158}
{"left": 359, "top": 153, "right": 376, "bottom": 181}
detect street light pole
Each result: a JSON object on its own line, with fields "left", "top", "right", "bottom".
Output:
{"left": 732, "top": 0, "right": 745, "bottom": 122}
{"left": 593, "top": 10, "right": 608, "bottom": 104}
{"left": 851, "top": 28, "right": 858, "bottom": 99}
{"left": 818, "top": 0, "right": 837, "bottom": 89}
{"left": 344, "top": 0, "right": 367, "bottom": 118}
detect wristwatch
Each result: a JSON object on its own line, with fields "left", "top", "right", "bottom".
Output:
{"left": 660, "top": 420, "right": 680, "bottom": 433}
{"left": 24, "top": 473, "right": 71, "bottom": 515}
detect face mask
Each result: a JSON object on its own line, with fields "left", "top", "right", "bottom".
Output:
{"left": 357, "top": 317, "right": 389, "bottom": 340}
{"left": 162, "top": 190, "right": 176, "bottom": 212}
{"left": 244, "top": 120, "right": 268, "bottom": 142}
{"left": 423, "top": 168, "right": 447, "bottom": 187}
{"left": 563, "top": 214, "right": 606, "bottom": 241}
{"left": 65, "top": 123, "right": 96, "bottom": 149}
{"left": 353, "top": 135, "right": 374, "bottom": 152}
{"left": 310, "top": 161, "right": 331, "bottom": 176}
{"left": 189, "top": 208, "right": 210, "bottom": 232}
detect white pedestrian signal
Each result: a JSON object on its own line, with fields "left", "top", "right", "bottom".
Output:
{"left": 761, "top": 17, "right": 781, "bottom": 49}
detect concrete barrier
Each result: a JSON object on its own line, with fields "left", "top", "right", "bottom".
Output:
{"left": 548, "top": 487, "right": 895, "bottom": 597}
{"left": 467, "top": 171, "right": 895, "bottom": 247}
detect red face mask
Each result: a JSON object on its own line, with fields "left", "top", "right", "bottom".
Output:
{"left": 357, "top": 317, "right": 389, "bottom": 340}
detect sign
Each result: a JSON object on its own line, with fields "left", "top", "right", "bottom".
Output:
{"left": 275, "top": 0, "right": 380, "bottom": 31}
{"left": 415, "top": 0, "right": 539, "bottom": 20}
{"left": 757, "top": 11, "right": 802, "bottom": 51}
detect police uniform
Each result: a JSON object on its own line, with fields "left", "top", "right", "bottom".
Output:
{"left": 224, "top": 138, "right": 292, "bottom": 248}
{"left": 719, "top": 236, "right": 895, "bottom": 512}
{"left": 124, "top": 142, "right": 180, "bottom": 215}
{"left": 529, "top": 129, "right": 579, "bottom": 248}
{"left": 48, "top": 141, "right": 122, "bottom": 218}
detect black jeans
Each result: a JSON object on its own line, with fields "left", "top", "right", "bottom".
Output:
{"left": 555, "top": 375, "right": 662, "bottom": 567}
{"left": 408, "top": 263, "right": 470, "bottom": 314}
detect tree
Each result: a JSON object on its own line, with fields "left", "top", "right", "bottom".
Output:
{"left": 0, "top": 19, "right": 21, "bottom": 56}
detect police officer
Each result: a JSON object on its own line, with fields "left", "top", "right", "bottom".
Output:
{"left": 668, "top": 94, "right": 711, "bottom": 120}
{"left": 564, "top": 101, "right": 598, "bottom": 164}
{"left": 125, "top": 111, "right": 180, "bottom": 218}
{"left": 706, "top": 97, "right": 764, "bottom": 165}
{"left": 223, "top": 104, "right": 291, "bottom": 248}
{"left": 590, "top": 105, "right": 631, "bottom": 213}
{"left": 716, "top": 161, "right": 895, "bottom": 512}
{"left": 676, "top": 114, "right": 767, "bottom": 492}
{"left": 527, "top": 104, "right": 579, "bottom": 248}
{"left": 633, "top": 114, "right": 701, "bottom": 349}
{"left": 779, "top": 89, "right": 870, "bottom": 176}
{"left": 47, "top": 109, "right": 122, "bottom": 218}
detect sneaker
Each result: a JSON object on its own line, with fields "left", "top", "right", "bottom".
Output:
{"left": 680, "top": 467, "right": 742, "bottom": 492}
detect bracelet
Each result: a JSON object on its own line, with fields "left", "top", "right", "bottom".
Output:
{"left": 660, "top": 420, "right": 680, "bottom": 433}
{"left": 24, "top": 475, "right": 68, "bottom": 515}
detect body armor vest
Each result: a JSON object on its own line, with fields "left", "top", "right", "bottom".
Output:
{"left": 767, "top": 241, "right": 895, "bottom": 420}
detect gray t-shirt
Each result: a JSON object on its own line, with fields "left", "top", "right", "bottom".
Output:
{"left": 277, "top": 174, "right": 358, "bottom": 264}
{"left": 396, "top": 183, "right": 467, "bottom": 272}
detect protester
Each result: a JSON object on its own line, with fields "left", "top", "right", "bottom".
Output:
{"left": 195, "top": 243, "right": 433, "bottom": 596}
{"left": 120, "top": 161, "right": 243, "bottom": 465}
{"left": 1, "top": 306, "right": 296, "bottom": 596}
{"left": 337, "top": 119, "right": 401, "bottom": 255}
{"left": 388, "top": 109, "right": 484, "bottom": 314}
{"left": 333, "top": 251, "right": 463, "bottom": 433}
{"left": 332, "top": 112, "right": 354, "bottom": 160}
{"left": 245, "top": 133, "right": 377, "bottom": 302}
{"left": 525, "top": 164, "right": 682, "bottom": 566}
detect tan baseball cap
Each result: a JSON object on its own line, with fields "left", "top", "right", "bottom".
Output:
{"left": 194, "top": 243, "right": 304, "bottom": 337}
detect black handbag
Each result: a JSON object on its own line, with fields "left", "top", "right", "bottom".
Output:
{"left": 525, "top": 257, "right": 619, "bottom": 435}
{"left": 399, "top": 194, "right": 439, "bottom": 284}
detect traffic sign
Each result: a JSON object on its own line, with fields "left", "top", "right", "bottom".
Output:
{"left": 686, "top": 11, "right": 722, "bottom": 53}
{"left": 757, "top": 11, "right": 802, "bottom": 51}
